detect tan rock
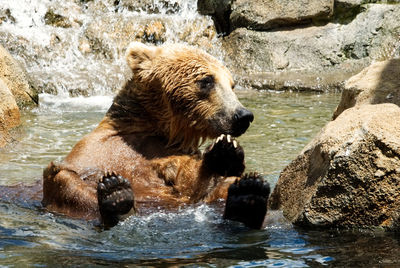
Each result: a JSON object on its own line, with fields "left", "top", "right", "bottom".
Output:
{"left": 0, "top": 45, "right": 37, "bottom": 107}
{"left": 269, "top": 103, "right": 400, "bottom": 230}
{"left": 84, "top": 16, "right": 168, "bottom": 58}
{"left": 333, "top": 59, "right": 400, "bottom": 119}
{"left": 0, "top": 79, "right": 20, "bottom": 147}
{"left": 230, "top": 0, "right": 334, "bottom": 31}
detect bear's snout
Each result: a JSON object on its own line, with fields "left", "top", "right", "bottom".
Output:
{"left": 231, "top": 108, "right": 254, "bottom": 136}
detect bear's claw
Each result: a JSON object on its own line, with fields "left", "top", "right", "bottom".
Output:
{"left": 203, "top": 134, "right": 245, "bottom": 177}
{"left": 97, "top": 173, "right": 135, "bottom": 227}
{"left": 224, "top": 172, "right": 270, "bottom": 229}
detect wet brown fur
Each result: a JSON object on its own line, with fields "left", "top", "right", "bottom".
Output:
{"left": 42, "top": 43, "right": 241, "bottom": 220}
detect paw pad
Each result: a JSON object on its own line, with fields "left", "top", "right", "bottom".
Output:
{"left": 97, "top": 172, "right": 135, "bottom": 227}
{"left": 224, "top": 172, "right": 270, "bottom": 229}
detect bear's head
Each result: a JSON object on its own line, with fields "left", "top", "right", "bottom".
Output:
{"left": 125, "top": 42, "right": 253, "bottom": 151}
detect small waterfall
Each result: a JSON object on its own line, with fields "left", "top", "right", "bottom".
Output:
{"left": 0, "top": 0, "right": 222, "bottom": 98}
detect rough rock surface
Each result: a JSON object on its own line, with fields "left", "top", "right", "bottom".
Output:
{"left": 222, "top": 4, "right": 400, "bottom": 91}
{"left": 197, "top": 0, "right": 232, "bottom": 34}
{"left": 84, "top": 16, "right": 168, "bottom": 58}
{"left": 0, "top": 45, "right": 37, "bottom": 107}
{"left": 333, "top": 59, "right": 400, "bottom": 119}
{"left": 269, "top": 103, "right": 400, "bottom": 230}
{"left": 83, "top": 14, "right": 216, "bottom": 59}
{"left": 0, "top": 79, "right": 20, "bottom": 147}
{"left": 230, "top": 0, "right": 334, "bottom": 31}
{"left": 44, "top": 9, "right": 72, "bottom": 28}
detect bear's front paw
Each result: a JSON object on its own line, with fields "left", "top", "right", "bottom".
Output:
{"left": 203, "top": 134, "right": 245, "bottom": 177}
{"left": 224, "top": 172, "right": 270, "bottom": 229}
{"left": 97, "top": 173, "right": 135, "bottom": 227}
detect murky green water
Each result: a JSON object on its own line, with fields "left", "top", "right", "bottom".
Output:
{"left": 1, "top": 91, "right": 400, "bottom": 267}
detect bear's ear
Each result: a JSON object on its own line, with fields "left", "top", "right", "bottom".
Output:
{"left": 126, "top": 42, "right": 158, "bottom": 71}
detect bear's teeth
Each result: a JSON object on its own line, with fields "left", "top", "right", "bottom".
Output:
{"left": 227, "top": 134, "right": 231, "bottom": 143}
{"left": 233, "top": 140, "right": 237, "bottom": 148}
{"left": 216, "top": 134, "right": 225, "bottom": 143}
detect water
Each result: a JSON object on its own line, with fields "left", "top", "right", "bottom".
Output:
{"left": 4, "top": 91, "right": 400, "bottom": 267}
{"left": 2, "top": 0, "right": 400, "bottom": 266}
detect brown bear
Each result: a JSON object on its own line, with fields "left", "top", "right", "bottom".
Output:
{"left": 42, "top": 42, "right": 270, "bottom": 229}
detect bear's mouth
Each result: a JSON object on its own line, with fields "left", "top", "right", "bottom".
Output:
{"left": 230, "top": 122, "right": 251, "bottom": 137}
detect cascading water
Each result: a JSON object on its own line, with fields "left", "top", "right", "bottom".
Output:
{"left": 0, "top": 0, "right": 221, "bottom": 98}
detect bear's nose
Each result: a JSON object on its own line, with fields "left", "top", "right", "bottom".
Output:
{"left": 231, "top": 108, "right": 254, "bottom": 136}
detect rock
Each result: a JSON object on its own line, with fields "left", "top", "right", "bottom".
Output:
{"left": 230, "top": 0, "right": 334, "bottom": 31}
{"left": 269, "top": 103, "right": 400, "bottom": 230}
{"left": 197, "top": 0, "right": 232, "bottom": 34}
{"left": 223, "top": 4, "right": 400, "bottom": 91}
{"left": 0, "top": 79, "right": 20, "bottom": 147}
{"left": 335, "top": 0, "right": 363, "bottom": 6}
{"left": 333, "top": 59, "right": 400, "bottom": 119}
{"left": 333, "top": 0, "right": 365, "bottom": 23}
{"left": 44, "top": 9, "right": 72, "bottom": 28}
{"left": 0, "top": 79, "right": 19, "bottom": 129}
{"left": 135, "top": 20, "right": 166, "bottom": 44}
{"left": 238, "top": 67, "right": 360, "bottom": 92}
{"left": 84, "top": 16, "right": 168, "bottom": 59}
{"left": 0, "top": 8, "right": 15, "bottom": 25}
{"left": 84, "top": 13, "right": 217, "bottom": 58}
{"left": 0, "top": 45, "right": 38, "bottom": 107}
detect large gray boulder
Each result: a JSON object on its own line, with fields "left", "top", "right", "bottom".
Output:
{"left": 269, "top": 103, "right": 400, "bottom": 230}
{"left": 230, "top": 0, "right": 334, "bottom": 31}
{"left": 333, "top": 59, "right": 400, "bottom": 119}
{"left": 223, "top": 4, "right": 400, "bottom": 91}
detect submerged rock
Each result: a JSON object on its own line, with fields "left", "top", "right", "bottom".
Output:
{"left": 269, "top": 103, "right": 400, "bottom": 230}
{"left": 0, "top": 45, "right": 37, "bottom": 107}
{"left": 333, "top": 59, "right": 400, "bottom": 119}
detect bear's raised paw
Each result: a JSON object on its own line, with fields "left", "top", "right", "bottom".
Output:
{"left": 203, "top": 134, "right": 245, "bottom": 177}
{"left": 97, "top": 173, "right": 135, "bottom": 227}
{"left": 224, "top": 172, "right": 270, "bottom": 229}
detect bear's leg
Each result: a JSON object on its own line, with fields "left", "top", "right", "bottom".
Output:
{"left": 203, "top": 134, "right": 245, "bottom": 177}
{"left": 97, "top": 173, "right": 136, "bottom": 228}
{"left": 43, "top": 163, "right": 99, "bottom": 217}
{"left": 224, "top": 172, "right": 270, "bottom": 229}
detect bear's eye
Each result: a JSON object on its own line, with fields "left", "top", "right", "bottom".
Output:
{"left": 197, "top": 75, "right": 215, "bottom": 93}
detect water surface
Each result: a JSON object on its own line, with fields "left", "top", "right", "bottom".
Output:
{"left": 1, "top": 91, "right": 400, "bottom": 267}
{"left": 1, "top": 0, "right": 400, "bottom": 266}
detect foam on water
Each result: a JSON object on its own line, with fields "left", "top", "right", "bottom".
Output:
{"left": 38, "top": 93, "right": 113, "bottom": 113}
